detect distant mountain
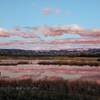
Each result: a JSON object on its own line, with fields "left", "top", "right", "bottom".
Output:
{"left": 0, "top": 48, "right": 100, "bottom": 57}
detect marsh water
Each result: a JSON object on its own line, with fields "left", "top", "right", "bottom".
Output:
{"left": 0, "top": 59, "right": 100, "bottom": 81}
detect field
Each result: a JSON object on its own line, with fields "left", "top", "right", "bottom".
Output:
{"left": 0, "top": 56, "right": 100, "bottom": 65}
{"left": 0, "top": 56, "right": 100, "bottom": 99}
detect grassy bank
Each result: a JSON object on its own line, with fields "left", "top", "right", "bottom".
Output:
{"left": 0, "top": 56, "right": 100, "bottom": 66}
{"left": 0, "top": 79, "right": 100, "bottom": 100}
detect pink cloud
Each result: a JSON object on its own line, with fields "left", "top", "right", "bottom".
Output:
{"left": 42, "top": 7, "right": 61, "bottom": 15}
{"left": 0, "top": 25, "right": 83, "bottom": 38}
{"left": 30, "top": 25, "right": 85, "bottom": 36}
{"left": 38, "top": 39, "right": 100, "bottom": 44}
{"left": 14, "top": 32, "right": 37, "bottom": 38}
{"left": 42, "top": 8, "right": 51, "bottom": 15}
{"left": 41, "top": 7, "right": 72, "bottom": 16}
{"left": 52, "top": 25, "right": 84, "bottom": 34}
{"left": 8, "top": 27, "right": 39, "bottom": 39}
{"left": 80, "top": 28, "right": 100, "bottom": 37}
{"left": 80, "top": 33, "right": 100, "bottom": 37}
{"left": 0, "top": 25, "right": 100, "bottom": 38}
{"left": 0, "top": 25, "right": 100, "bottom": 50}
{"left": 0, "top": 40, "right": 34, "bottom": 46}
{"left": 0, "top": 28, "right": 10, "bottom": 37}
{"left": 30, "top": 25, "right": 100, "bottom": 38}
{"left": 91, "top": 28, "right": 100, "bottom": 33}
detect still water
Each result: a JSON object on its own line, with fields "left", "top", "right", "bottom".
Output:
{"left": 0, "top": 60, "right": 100, "bottom": 81}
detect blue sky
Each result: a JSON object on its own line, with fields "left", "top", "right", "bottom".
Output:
{"left": 0, "top": 0, "right": 100, "bottom": 50}
{"left": 0, "top": 0, "right": 100, "bottom": 28}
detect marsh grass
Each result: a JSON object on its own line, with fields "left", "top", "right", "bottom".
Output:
{"left": 0, "top": 79, "right": 100, "bottom": 100}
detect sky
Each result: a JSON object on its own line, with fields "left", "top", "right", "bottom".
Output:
{"left": 0, "top": 0, "right": 100, "bottom": 50}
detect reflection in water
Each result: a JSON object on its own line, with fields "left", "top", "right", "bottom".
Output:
{"left": 0, "top": 61, "right": 100, "bottom": 81}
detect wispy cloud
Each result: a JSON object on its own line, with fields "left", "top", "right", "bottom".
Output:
{"left": 80, "top": 28, "right": 100, "bottom": 38}
{"left": 30, "top": 24, "right": 84, "bottom": 36}
{"left": 0, "top": 40, "right": 35, "bottom": 46}
{"left": 0, "top": 28, "right": 10, "bottom": 37}
{"left": 41, "top": 8, "right": 51, "bottom": 15}
{"left": 0, "top": 25, "right": 100, "bottom": 50}
{"left": 41, "top": 7, "right": 71, "bottom": 16}
{"left": 37, "top": 38, "right": 100, "bottom": 44}
{"left": 14, "top": 32, "right": 37, "bottom": 38}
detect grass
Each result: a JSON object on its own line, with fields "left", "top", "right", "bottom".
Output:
{"left": 0, "top": 56, "right": 100, "bottom": 66}
{"left": 0, "top": 79, "right": 100, "bottom": 100}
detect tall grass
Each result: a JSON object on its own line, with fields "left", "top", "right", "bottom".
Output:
{"left": 0, "top": 79, "right": 100, "bottom": 100}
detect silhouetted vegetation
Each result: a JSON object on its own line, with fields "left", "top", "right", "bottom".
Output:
{"left": 0, "top": 61, "right": 29, "bottom": 66}
{"left": 97, "top": 58, "right": 100, "bottom": 61}
{"left": 0, "top": 79, "right": 100, "bottom": 100}
{"left": 38, "top": 61, "right": 100, "bottom": 66}
{"left": 0, "top": 48, "right": 100, "bottom": 57}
